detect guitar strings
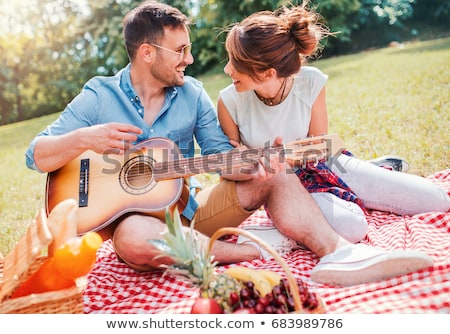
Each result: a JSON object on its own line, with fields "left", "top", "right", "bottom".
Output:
{"left": 73, "top": 137, "right": 331, "bottom": 182}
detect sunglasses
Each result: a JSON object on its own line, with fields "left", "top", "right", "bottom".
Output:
{"left": 150, "top": 43, "right": 192, "bottom": 61}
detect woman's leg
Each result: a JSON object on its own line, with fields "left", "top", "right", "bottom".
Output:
{"left": 329, "top": 154, "right": 450, "bottom": 215}
{"left": 311, "top": 192, "right": 368, "bottom": 243}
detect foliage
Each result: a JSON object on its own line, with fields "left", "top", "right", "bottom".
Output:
{"left": 0, "top": 0, "right": 87, "bottom": 124}
{"left": 1, "top": 38, "right": 449, "bottom": 256}
{"left": 357, "top": 0, "right": 415, "bottom": 25}
{"left": 0, "top": 0, "right": 449, "bottom": 125}
{"left": 189, "top": 0, "right": 286, "bottom": 74}
{"left": 410, "top": 0, "right": 449, "bottom": 22}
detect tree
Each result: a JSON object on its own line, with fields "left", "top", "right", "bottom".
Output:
{"left": 190, "top": 0, "right": 285, "bottom": 75}
{"left": 0, "top": 0, "right": 90, "bottom": 123}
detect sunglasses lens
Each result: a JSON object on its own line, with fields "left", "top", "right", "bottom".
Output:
{"left": 181, "top": 44, "right": 192, "bottom": 59}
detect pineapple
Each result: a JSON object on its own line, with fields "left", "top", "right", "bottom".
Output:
{"left": 148, "top": 207, "right": 241, "bottom": 313}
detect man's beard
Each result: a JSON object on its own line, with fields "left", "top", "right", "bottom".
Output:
{"left": 151, "top": 58, "right": 184, "bottom": 87}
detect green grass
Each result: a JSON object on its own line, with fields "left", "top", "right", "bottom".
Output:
{"left": 1, "top": 38, "right": 449, "bottom": 256}
{"left": 0, "top": 114, "right": 59, "bottom": 256}
{"left": 313, "top": 39, "right": 450, "bottom": 175}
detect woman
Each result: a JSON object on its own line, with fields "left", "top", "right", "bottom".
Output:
{"left": 217, "top": 2, "right": 450, "bottom": 243}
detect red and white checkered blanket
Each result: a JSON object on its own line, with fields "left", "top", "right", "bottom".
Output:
{"left": 83, "top": 170, "right": 450, "bottom": 314}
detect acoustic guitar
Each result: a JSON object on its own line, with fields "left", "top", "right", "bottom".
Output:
{"left": 45, "top": 134, "right": 343, "bottom": 234}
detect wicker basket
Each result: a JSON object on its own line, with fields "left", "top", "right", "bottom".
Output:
{"left": 0, "top": 257, "right": 85, "bottom": 314}
{"left": 0, "top": 208, "right": 85, "bottom": 314}
{"left": 208, "top": 227, "right": 326, "bottom": 314}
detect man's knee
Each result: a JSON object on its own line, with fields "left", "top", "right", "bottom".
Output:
{"left": 112, "top": 214, "right": 169, "bottom": 271}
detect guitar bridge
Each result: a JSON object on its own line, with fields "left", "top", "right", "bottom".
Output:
{"left": 79, "top": 158, "right": 89, "bottom": 207}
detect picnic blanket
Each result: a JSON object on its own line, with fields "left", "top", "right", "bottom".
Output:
{"left": 83, "top": 169, "right": 450, "bottom": 314}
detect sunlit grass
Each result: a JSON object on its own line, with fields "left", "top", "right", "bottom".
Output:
{"left": 0, "top": 114, "right": 57, "bottom": 255}
{"left": 1, "top": 38, "right": 449, "bottom": 255}
{"left": 310, "top": 38, "right": 449, "bottom": 176}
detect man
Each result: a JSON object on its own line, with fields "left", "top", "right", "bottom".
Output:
{"left": 26, "top": 1, "right": 432, "bottom": 286}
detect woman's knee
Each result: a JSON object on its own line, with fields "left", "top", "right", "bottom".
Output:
{"left": 311, "top": 192, "right": 368, "bottom": 243}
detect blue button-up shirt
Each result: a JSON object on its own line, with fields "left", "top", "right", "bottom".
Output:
{"left": 25, "top": 63, "right": 233, "bottom": 220}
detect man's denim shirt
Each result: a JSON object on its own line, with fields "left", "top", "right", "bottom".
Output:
{"left": 25, "top": 63, "right": 233, "bottom": 220}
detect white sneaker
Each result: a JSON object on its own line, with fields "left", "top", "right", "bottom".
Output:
{"left": 368, "top": 155, "right": 410, "bottom": 172}
{"left": 311, "top": 244, "right": 433, "bottom": 286}
{"left": 237, "top": 225, "right": 298, "bottom": 259}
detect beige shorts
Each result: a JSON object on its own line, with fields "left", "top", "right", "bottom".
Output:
{"left": 191, "top": 179, "right": 255, "bottom": 237}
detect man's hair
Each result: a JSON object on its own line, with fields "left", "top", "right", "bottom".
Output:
{"left": 123, "top": 1, "right": 190, "bottom": 60}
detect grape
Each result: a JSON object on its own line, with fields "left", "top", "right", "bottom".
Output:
{"left": 280, "top": 278, "right": 290, "bottom": 293}
{"left": 286, "top": 296, "right": 295, "bottom": 311}
{"left": 229, "top": 278, "right": 320, "bottom": 314}
{"left": 265, "top": 292, "right": 274, "bottom": 304}
{"left": 247, "top": 298, "right": 257, "bottom": 308}
{"left": 258, "top": 296, "right": 270, "bottom": 307}
{"left": 272, "top": 285, "right": 282, "bottom": 296}
{"left": 243, "top": 299, "right": 251, "bottom": 308}
{"left": 297, "top": 285, "right": 308, "bottom": 301}
{"left": 275, "top": 294, "right": 287, "bottom": 307}
{"left": 245, "top": 280, "right": 255, "bottom": 290}
{"left": 276, "top": 307, "right": 286, "bottom": 314}
{"left": 240, "top": 287, "right": 252, "bottom": 300}
{"left": 303, "top": 293, "right": 319, "bottom": 310}
{"left": 265, "top": 305, "right": 276, "bottom": 314}
{"left": 254, "top": 302, "right": 265, "bottom": 314}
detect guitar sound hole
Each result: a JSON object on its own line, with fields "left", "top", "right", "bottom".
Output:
{"left": 119, "top": 154, "right": 157, "bottom": 195}
{"left": 126, "top": 162, "right": 153, "bottom": 188}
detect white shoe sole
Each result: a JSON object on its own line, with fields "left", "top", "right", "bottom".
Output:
{"left": 311, "top": 250, "right": 433, "bottom": 286}
{"left": 238, "top": 225, "right": 298, "bottom": 258}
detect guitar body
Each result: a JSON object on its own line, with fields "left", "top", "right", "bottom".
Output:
{"left": 46, "top": 138, "right": 185, "bottom": 235}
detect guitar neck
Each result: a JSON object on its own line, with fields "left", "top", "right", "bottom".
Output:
{"left": 152, "top": 134, "right": 342, "bottom": 181}
{"left": 152, "top": 148, "right": 265, "bottom": 180}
